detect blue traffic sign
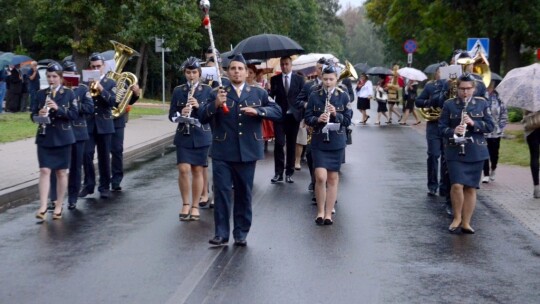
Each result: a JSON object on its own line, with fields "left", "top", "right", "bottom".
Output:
{"left": 467, "top": 38, "right": 489, "bottom": 58}
{"left": 403, "top": 39, "right": 417, "bottom": 53}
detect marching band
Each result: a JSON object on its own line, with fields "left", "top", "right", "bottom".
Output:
{"left": 28, "top": 1, "right": 500, "bottom": 246}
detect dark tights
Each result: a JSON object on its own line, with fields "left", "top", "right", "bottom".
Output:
{"left": 526, "top": 129, "right": 540, "bottom": 185}
{"left": 483, "top": 137, "right": 501, "bottom": 176}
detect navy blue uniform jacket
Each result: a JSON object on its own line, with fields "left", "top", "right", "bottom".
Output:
{"left": 32, "top": 86, "right": 78, "bottom": 147}
{"left": 439, "top": 97, "right": 495, "bottom": 162}
{"left": 71, "top": 84, "right": 94, "bottom": 141}
{"left": 169, "top": 83, "right": 212, "bottom": 148}
{"left": 86, "top": 77, "right": 116, "bottom": 134}
{"left": 199, "top": 83, "right": 282, "bottom": 162}
{"left": 304, "top": 88, "right": 352, "bottom": 151}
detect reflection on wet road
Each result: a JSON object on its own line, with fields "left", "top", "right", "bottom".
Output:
{"left": 1, "top": 124, "right": 539, "bottom": 303}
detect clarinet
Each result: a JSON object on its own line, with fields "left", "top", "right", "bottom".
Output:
{"left": 38, "top": 86, "right": 53, "bottom": 136}
{"left": 183, "top": 81, "right": 196, "bottom": 136}
{"left": 323, "top": 88, "right": 331, "bottom": 143}
{"left": 457, "top": 98, "right": 471, "bottom": 156}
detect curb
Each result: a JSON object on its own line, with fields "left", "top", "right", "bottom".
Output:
{"left": 0, "top": 133, "right": 174, "bottom": 212}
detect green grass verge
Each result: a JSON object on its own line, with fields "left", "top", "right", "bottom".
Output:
{"left": 0, "top": 106, "right": 167, "bottom": 144}
{"left": 499, "top": 130, "right": 529, "bottom": 167}
{"left": 0, "top": 113, "right": 37, "bottom": 143}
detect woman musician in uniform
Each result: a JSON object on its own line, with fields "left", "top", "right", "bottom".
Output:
{"left": 169, "top": 57, "right": 213, "bottom": 221}
{"left": 33, "top": 62, "right": 78, "bottom": 221}
{"left": 439, "top": 73, "right": 494, "bottom": 234}
{"left": 304, "top": 65, "right": 353, "bottom": 225}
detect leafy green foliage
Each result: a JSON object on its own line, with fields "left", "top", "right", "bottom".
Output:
{"left": 507, "top": 107, "right": 523, "bottom": 123}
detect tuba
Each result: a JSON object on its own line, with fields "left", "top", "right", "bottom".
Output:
{"left": 338, "top": 60, "right": 358, "bottom": 82}
{"left": 92, "top": 40, "right": 140, "bottom": 118}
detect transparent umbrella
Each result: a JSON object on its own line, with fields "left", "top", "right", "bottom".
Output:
{"left": 497, "top": 63, "right": 540, "bottom": 112}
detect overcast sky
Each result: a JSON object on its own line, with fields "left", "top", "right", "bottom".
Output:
{"left": 339, "top": 0, "right": 366, "bottom": 9}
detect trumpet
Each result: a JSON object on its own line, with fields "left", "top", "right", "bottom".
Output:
{"left": 183, "top": 81, "right": 196, "bottom": 136}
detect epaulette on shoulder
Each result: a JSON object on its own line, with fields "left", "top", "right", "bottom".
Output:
{"left": 174, "top": 84, "right": 187, "bottom": 90}
{"left": 427, "top": 80, "right": 435, "bottom": 85}
{"left": 313, "top": 87, "right": 324, "bottom": 93}
{"left": 200, "top": 83, "right": 211, "bottom": 88}
{"left": 249, "top": 83, "right": 264, "bottom": 90}
{"left": 473, "top": 96, "right": 487, "bottom": 101}
{"left": 336, "top": 86, "right": 345, "bottom": 93}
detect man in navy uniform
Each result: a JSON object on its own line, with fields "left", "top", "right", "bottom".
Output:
{"left": 49, "top": 60, "right": 94, "bottom": 210}
{"left": 79, "top": 53, "right": 117, "bottom": 199}
{"left": 110, "top": 82, "right": 140, "bottom": 192}
{"left": 199, "top": 53, "right": 282, "bottom": 246}
{"left": 269, "top": 56, "right": 305, "bottom": 184}
{"left": 416, "top": 62, "right": 449, "bottom": 200}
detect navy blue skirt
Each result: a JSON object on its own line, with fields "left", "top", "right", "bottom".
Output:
{"left": 447, "top": 160, "right": 484, "bottom": 188}
{"left": 37, "top": 145, "right": 71, "bottom": 169}
{"left": 312, "top": 148, "right": 345, "bottom": 172}
{"left": 176, "top": 145, "right": 210, "bottom": 166}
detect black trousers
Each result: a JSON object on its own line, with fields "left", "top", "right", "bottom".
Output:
{"left": 483, "top": 137, "right": 501, "bottom": 176}
{"left": 273, "top": 114, "right": 300, "bottom": 176}
{"left": 83, "top": 132, "right": 112, "bottom": 192}
{"left": 111, "top": 127, "right": 125, "bottom": 187}
{"left": 527, "top": 129, "right": 540, "bottom": 185}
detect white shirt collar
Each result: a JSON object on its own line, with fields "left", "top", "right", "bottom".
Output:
{"left": 233, "top": 82, "right": 245, "bottom": 92}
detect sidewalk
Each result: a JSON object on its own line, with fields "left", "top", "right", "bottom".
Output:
{"left": 0, "top": 114, "right": 175, "bottom": 211}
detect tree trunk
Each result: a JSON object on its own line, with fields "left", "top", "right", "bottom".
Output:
{"left": 135, "top": 43, "right": 146, "bottom": 79}
{"left": 504, "top": 31, "right": 522, "bottom": 73}
{"left": 490, "top": 35, "right": 503, "bottom": 75}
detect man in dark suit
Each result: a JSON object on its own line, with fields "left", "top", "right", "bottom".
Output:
{"left": 199, "top": 54, "right": 282, "bottom": 246}
{"left": 269, "top": 56, "right": 305, "bottom": 184}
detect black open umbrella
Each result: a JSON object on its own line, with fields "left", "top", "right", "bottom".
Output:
{"left": 231, "top": 34, "right": 304, "bottom": 60}
{"left": 354, "top": 63, "right": 370, "bottom": 74}
{"left": 424, "top": 63, "right": 440, "bottom": 74}
{"left": 491, "top": 72, "right": 503, "bottom": 82}
{"left": 366, "top": 66, "right": 392, "bottom": 76}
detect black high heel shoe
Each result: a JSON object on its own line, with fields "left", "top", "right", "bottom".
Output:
{"left": 315, "top": 217, "right": 324, "bottom": 225}
{"left": 53, "top": 207, "right": 63, "bottom": 220}
{"left": 179, "top": 204, "right": 191, "bottom": 221}
{"left": 190, "top": 206, "right": 200, "bottom": 221}
{"left": 461, "top": 227, "right": 475, "bottom": 234}
{"left": 36, "top": 208, "right": 47, "bottom": 221}
{"left": 324, "top": 218, "right": 333, "bottom": 225}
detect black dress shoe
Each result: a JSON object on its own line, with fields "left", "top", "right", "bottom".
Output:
{"left": 285, "top": 175, "right": 294, "bottom": 183}
{"left": 271, "top": 174, "right": 283, "bottom": 183}
{"left": 67, "top": 202, "right": 77, "bottom": 210}
{"left": 315, "top": 217, "right": 324, "bottom": 225}
{"left": 100, "top": 190, "right": 111, "bottom": 199}
{"left": 427, "top": 189, "right": 437, "bottom": 196}
{"left": 78, "top": 188, "right": 94, "bottom": 198}
{"left": 324, "top": 219, "right": 333, "bottom": 225}
{"left": 234, "top": 239, "right": 247, "bottom": 247}
{"left": 111, "top": 185, "right": 122, "bottom": 192}
{"left": 461, "top": 227, "right": 475, "bottom": 234}
{"left": 308, "top": 182, "right": 314, "bottom": 192}
{"left": 448, "top": 226, "right": 460, "bottom": 233}
{"left": 209, "top": 236, "right": 228, "bottom": 246}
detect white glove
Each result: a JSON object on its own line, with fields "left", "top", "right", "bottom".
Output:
{"left": 171, "top": 111, "right": 181, "bottom": 123}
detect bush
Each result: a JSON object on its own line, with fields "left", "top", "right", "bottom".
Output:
{"left": 508, "top": 107, "right": 523, "bottom": 122}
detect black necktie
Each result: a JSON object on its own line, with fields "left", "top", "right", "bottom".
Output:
{"left": 284, "top": 75, "right": 289, "bottom": 94}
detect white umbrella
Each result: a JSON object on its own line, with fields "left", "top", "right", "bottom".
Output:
{"left": 292, "top": 53, "right": 337, "bottom": 71}
{"left": 397, "top": 67, "right": 427, "bottom": 81}
{"left": 497, "top": 63, "right": 540, "bottom": 112}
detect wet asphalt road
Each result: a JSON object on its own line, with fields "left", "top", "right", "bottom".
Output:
{"left": 1, "top": 122, "right": 540, "bottom": 304}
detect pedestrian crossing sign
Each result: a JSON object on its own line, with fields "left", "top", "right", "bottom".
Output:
{"left": 467, "top": 38, "right": 489, "bottom": 58}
